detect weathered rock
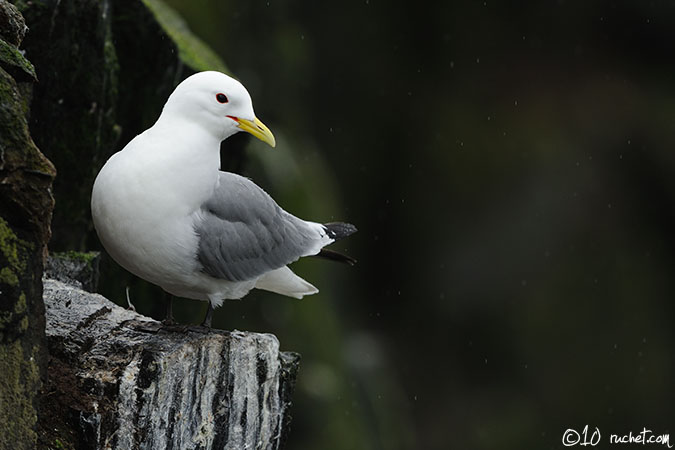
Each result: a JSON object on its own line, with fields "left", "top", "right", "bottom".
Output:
{"left": 45, "top": 251, "right": 100, "bottom": 293}
{"left": 0, "top": 2, "right": 55, "bottom": 448}
{"left": 0, "top": 0, "right": 25, "bottom": 46}
{"left": 41, "top": 277, "right": 299, "bottom": 450}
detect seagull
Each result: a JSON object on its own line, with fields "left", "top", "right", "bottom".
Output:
{"left": 91, "top": 71, "right": 356, "bottom": 327}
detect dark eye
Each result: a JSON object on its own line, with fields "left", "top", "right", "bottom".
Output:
{"left": 216, "top": 93, "right": 228, "bottom": 104}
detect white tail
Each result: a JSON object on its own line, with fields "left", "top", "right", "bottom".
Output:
{"left": 255, "top": 266, "right": 319, "bottom": 299}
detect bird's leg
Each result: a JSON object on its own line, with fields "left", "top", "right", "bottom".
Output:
{"left": 201, "top": 303, "right": 214, "bottom": 328}
{"left": 125, "top": 286, "right": 136, "bottom": 312}
{"left": 162, "top": 291, "right": 177, "bottom": 325}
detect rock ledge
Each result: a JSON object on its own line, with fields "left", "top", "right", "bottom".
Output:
{"left": 41, "top": 278, "right": 299, "bottom": 450}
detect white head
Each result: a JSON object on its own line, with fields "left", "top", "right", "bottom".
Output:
{"left": 158, "top": 71, "right": 275, "bottom": 146}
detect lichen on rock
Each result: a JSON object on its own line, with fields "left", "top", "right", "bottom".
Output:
{"left": 0, "top": 37, "right": 35, "bottom": 80}
{"left": 0, "top": 3, "right": 54, "bottom": 448}
{"left": 0, "top": 339, "right": 41, "bottom": 448}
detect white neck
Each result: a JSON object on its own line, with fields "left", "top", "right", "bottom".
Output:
{"left": 156, "top": 104, "right": 240, "bottom": 143}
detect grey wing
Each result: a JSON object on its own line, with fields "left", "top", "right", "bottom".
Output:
{"left": 195, "top": 172, "right": 324, "bottom": 282}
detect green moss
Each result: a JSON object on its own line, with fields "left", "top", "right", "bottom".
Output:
{"left": 0, "top": 67, "right": 26, "bottom": 144}
{"left": 141, "top": 0, "right": 229, "bottom": 73}
{"left": 0, "top": 217, "right": 34, "bottom": 282}
{"left": 0, "top": 219, "right": 34, "bottom": 329}
{"left": 0, "top": 267, "right": 19, "bottom": 286}
{"left": 15, "top": 292, "right": 27, "bottom": 315}
{"left": 0, "top": 38, "right": 37, "bottom": 80}
{"left": 0, "top": 217, "right": 27, "bottom": 273}
{"left": 0, "top": 288, "right": 28, "bottom": 331}
{"left": 18, "top": 316, "right": 28, "bottom": 333}
{"left": 0, "top": 340, "right": 39, "bottom": 449}
{"left": 0, "top": 67, "right": 54, "bottom": 178}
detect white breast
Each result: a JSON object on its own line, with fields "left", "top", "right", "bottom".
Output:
{"left": 91, "top": 125, "right": 221, "bottom": 290}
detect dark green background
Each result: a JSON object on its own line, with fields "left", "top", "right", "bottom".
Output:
{"left": 103, "top": 1, "right": 675, "bottom": 449}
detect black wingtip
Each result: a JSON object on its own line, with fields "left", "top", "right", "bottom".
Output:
{"left": 324, "top": 222, "right": 358, "bottom": 240}
{"left": 316, "top": 249, "right": 358, "bottom": 266}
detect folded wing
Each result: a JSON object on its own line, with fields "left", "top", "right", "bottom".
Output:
{"left": 195, "top": 172, "right": 328, "bottom": 282}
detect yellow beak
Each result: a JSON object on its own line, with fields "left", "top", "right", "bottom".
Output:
{"left": 233, "top": 116, "right": 276, "bottom": 148}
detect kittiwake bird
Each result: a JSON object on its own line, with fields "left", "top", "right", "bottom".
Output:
{"left": 91, "top": 71, "right": 356, "bottom": 327}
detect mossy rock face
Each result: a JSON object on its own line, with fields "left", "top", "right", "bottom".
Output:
{"left": 0, "top": 37, "right": 35, "bottom": 80}
{"left": 0, "top": 4, "right": 54, "bottom": 447}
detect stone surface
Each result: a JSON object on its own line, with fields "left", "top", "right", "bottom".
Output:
{"left": 0, "top": 2, "right": 55, "bottom": 449}
{"left": 0, "top": 0, "right": 26, "bottom": 46}
{"left": 41, "top": 277, "right": 299, "bottom": 450}
{"left": 45, "top": 251, "right": 100, "bottom": 293}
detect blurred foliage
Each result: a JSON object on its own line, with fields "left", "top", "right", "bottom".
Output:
{"left": 141, "top": 0, "right": 229, "bottom": 74}
{"left": 98, "top": 0, "right": 675, "bottom": 449}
